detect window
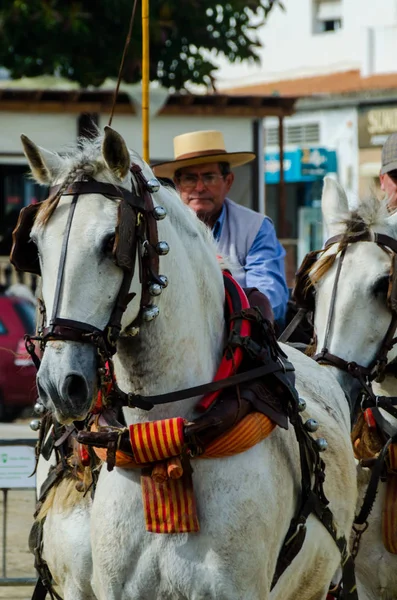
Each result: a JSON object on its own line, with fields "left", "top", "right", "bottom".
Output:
{"left": 313, "top": 0, "right": 342, "bottom": 34}
{"left": 265, "top": 123, "right": 320, "bottom": 147}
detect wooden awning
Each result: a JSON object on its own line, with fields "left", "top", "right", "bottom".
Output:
{"left": 0, "top": 88, "right": 296, "bottom": 118}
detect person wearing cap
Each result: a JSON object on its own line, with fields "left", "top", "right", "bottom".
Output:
{"left": 380, "top": 132, "right": 397, "bottom": 209}
{"left": 153, "top": 130, "right": 288, "bottom": 326}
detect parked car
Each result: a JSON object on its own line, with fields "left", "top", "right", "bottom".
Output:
{"left": 0, "top": 294, "right": 37, "bottom": 420}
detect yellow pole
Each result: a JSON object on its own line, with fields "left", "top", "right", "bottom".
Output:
{"left": 142, "top": 0, "right": 150, "bottom": 162}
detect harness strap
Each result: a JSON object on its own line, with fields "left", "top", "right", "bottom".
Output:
{"left": 278, "top": 308, "right": 310, "bottom": 343}
{"left": 31, "top": 519, "right": 63, "bottom": 600}
{"left": 111, "top": 361, "right": 295, "bottom": 411}
{"left": 355, "top": 430, "right": 397, "bottom": 526}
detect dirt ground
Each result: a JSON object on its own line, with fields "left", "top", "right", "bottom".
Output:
{"left": 0, "top": 488, "right": 36, "bottom": 599}
{"left": 0, "top": 420, "right": 38, "bottom": 599}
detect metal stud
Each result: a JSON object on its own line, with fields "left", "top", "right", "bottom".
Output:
{"left": 316, "top": 438, "right": 328, "bottom": 452}
{"left": 34, "top": 402, "right": 46, "bottom": 416}
{"left": 149, "top": 283, "right": 163, "bottom": 297}
{"left": 304, "top": 418, "right": 319, "bottom": 433}
{"left": 297, "top": 397, "right": 306, "bottom": 412}
{"left": 146, "top": 178, "right": 160, "bottom": 193}
{"left": 158, "top": 274, "right": 168, "bottom": 288}
{"left": 155, "top": 241, "right": 170, "bottom": 255}
{"left": 153, "top": 206, "right": 167, "bottom": 220}
{"left": 30, "top": 419, "right": 41, "bottom": 432}
{"left": 142, "top": 305, "right": 160, "bottom": 322}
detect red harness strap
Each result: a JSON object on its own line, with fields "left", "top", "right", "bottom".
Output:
{"left": 92, "top": 272, "right": 253, "bottom": 415}
{"left": 197, "top": 271, "right": 251, "bottom": 411}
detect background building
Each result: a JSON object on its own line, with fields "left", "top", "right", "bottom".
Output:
{"left": 213, "top": 0, "right": 397, "bottom": 282}
{"left": 0, "top": 82, "right": 295, "bottom": 286}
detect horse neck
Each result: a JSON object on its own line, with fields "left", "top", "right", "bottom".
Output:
{"left": 113, "top": 215, "right": 225, "bottom": 423}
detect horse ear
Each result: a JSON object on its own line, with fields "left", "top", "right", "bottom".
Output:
{"left": 321, "top": 176, "right": 349, "bottom": 236}
{"left": 102, "top": 126, "right": 131, "bottom": 180}
{"left": 21, "top": 134, "right": 62, "bottom": 184}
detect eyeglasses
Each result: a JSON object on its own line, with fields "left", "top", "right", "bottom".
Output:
{"left": 177, "top": 173, "right": 225, "bottom": 190}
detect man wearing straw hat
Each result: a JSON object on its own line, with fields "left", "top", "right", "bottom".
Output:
{"left": 153, "top": 130, "right": 288, "bottom": 326}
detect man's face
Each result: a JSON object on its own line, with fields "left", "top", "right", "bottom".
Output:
{"left": 380, "top": 171, "right": 397, "bottom": 209}
{"left": 174, "top": 162, "right": 234, "bottom": 224}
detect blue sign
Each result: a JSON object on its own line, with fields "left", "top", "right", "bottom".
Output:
{"left": 265, "top": 147, "right": 337, "bottom": 183}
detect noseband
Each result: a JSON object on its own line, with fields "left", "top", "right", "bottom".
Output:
{"left": 312, "top": 231, "right": 397, "bottom": 386}
{"left": 11, "top": 163, "right": 169, "bottom": 362}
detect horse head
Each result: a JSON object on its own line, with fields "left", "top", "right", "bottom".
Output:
{"left": 19, "top": 127, "right": 224, "bottom": 425}
{"left": 311, "top": 176, "right": 397, "bottom": 409}
{"left": 20, "top": 128, "right": 169, "bottom": 422}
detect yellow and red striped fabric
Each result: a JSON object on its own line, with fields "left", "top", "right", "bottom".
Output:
{"left": 141, "top": 470, "right": 199, "bottom": 533}
{"left": 91, "top": 413, "right": 276, "bottom": 533}
{"left": 129, "top": 418, "right": 185, "bottom": 464}
{"left": 202, "top": 412, "right": 276, "bottom": 458}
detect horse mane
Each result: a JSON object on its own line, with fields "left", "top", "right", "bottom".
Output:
{"left": 308, "top": 196, "right": 392, "bottom": 287}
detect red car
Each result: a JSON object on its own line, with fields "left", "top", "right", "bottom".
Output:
{"left": 0, "top": 295, "right": 37, "bottom": 420}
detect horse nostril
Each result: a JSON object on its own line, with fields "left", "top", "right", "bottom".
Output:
{"left": 63, "top": 374, "right": 88, "bottom": 403}
{"left": 36, "top": 378, "right": 48, "bottom": 403}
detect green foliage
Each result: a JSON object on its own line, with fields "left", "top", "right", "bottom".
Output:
{"left": 0, "top": 0, "right": 284, "bottom": 89}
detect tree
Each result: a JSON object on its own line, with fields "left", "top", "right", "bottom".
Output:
{"left": 0, "top": 0, "right": 284, "bottom": 90}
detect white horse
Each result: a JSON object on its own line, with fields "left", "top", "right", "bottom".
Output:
{"left": 21, "top": 127, "right": 356, "bottom": 600}
{"left": 311, "top": 177, "right": 397, "bottom": 600}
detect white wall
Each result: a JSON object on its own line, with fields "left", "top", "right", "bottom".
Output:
{"left": 215, "top": 0, "right": 397, "bottom": 89}
{"left": 98, "top": 114, "right": 254, "bottom": 161}
{"left": 265, "top": 105, "right": 359, "bottom": 205}
{"left": 0, "top": 111, "right": 254, "bottom": 164}
{"left": 0, "top": 113, "right": 78, "bottom": 160}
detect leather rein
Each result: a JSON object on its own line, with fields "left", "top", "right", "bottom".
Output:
{"left": 312, "top": 231, "right": 397, "bottom": 390}
{"left": 26, "top": 163, "right": 169, "bottom": 380}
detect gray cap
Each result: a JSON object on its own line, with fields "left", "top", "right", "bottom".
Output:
{"left": 381, "top": 132, "right": 397, "bottom": 174}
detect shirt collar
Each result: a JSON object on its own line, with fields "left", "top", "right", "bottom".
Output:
{"left": 212, "top": 204, "right": 226, "bottom": 241}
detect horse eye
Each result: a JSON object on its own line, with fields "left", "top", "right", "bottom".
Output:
{"left": 373, "top": 276, "right": 389, "bottom": 298}
{"left": 102, "top": 234, "right": 116, "bottom": 256}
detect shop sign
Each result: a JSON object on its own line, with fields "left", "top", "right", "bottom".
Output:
{"left": 0, "top": 445, "right": 36, "bottom": 489}
{"left": 301, "top": 147, "right": 329, "bottom": 176}
{"left": 265, "top": 148, "right": 336, "bottom": 183}
{"left": 359, "top": 106, "right": 397, "bottom": 148}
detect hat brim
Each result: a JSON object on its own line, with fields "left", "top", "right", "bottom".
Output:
{"left": 152, "top": 151, "right": 256, "bottom": 178}
{"left": 381, "top": 161, "right": 397, "bottom": 175}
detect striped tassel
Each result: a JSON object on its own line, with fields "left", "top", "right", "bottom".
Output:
{"left": 141, "top": 470, "right": 199, "bottom": 533}
{"left": 129, "top": 418, "right": 185, "bottom": 464}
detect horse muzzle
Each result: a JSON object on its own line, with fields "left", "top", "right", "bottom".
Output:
{"left": 36, "top": 341, "right": 97, "bottom": 424}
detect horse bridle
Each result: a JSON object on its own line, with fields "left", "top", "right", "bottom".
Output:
{"left": 311, "top": 231, "right": 397, "bottom": 386}
{"left": 11, "top": 162, "right": 169, "bottom": 362}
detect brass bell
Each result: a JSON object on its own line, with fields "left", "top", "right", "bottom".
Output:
{"left": 159, "top": 275, "right": 169, "bottom": 288}
{"left": 34, "top": 402, "right": 46, "bottom": 416}
{"left": 304, "top": 419, "right": 319, "bottom": 433}
{"left": 155, "top": 241, "right": 170, "bottom": 255}
{"left": 149, "top": 283, "right": 163, "bottom": 296}
{"left": 142, "top": 306, "right": 160, "bottom": 322}
{"left": 30, "top": 419, "right": 41, "bottom": 431}
{"left": 297, "top": 397, "right": 306, "bottom": 412}
{"left": 153, "top": 206, "right": 167, "bottom": 220}
{"left": 146, "top": 178, "right": 160, "bottom": 193}
{"left": 316, "top": 438, "right": 328, "bottom": 452}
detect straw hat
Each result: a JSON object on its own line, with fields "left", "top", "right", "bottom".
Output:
{"left": 152, "top": 130, "right": 256, "bottom": 178}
